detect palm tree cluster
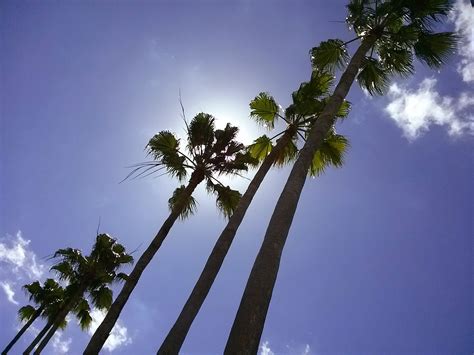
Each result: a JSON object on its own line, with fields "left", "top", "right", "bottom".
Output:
{"left": 3, "top": 1, "right": 457, "bottom": 354}
{"left": 2, "top": 234, "right": 133, "bottom": 354}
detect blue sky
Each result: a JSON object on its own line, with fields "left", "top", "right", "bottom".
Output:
{"left": 1, "top": 1, "right": 472, "bottom": 354}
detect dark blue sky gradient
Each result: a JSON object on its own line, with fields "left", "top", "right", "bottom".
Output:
{"left": 1, "top": 1, "right": 472, "bottom": 354}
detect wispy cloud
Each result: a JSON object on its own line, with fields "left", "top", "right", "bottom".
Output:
{"left": 259, "top": 341, "right": 312, "bottom": 355}
{"left": 385, "top": 78, "right": 474, "bottom": 140}
{"left": 51, "top": 332, "right": 72, "bottom": 354}
{"left": 451, "top": 0, "right": 474, "bottom": 83}
{"left": 1, "top": 281, "right": 19, "bottom": 305}
{"left": 88, "top": 309, "right": 132, "bottom": 352}
{"left": 259, "top": 341, "right": 275, "bottom": 355}
{"left": 0, "top": 231, "right": 45, "bottom": 280}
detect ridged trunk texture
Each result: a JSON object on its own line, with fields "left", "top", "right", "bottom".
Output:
{"left": 83, "top": 171, "right": 204, "bottom": 354}
{"left": 2, "top": 306, "right": 43, "bottom": 355}
{"left": 157, "top": 132, "right": 292, "bottom": 354}
{"left": 224, "top": 35, "right": 378, "bottom": 354}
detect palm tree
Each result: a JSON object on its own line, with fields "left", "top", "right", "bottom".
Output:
{"left": 84, "top": 113, "right": 254, "bottom": 353}
{"left": 158, "top": 73, "right": 350, "bottom": 354}
{"left": 1, "top": 279, "right": 64, "bottom": 355}
{"left": 25, "top": 234, "right": 132, "bottom": 354}
{"left": 225, "top": 1, "right": 457, "bottom": 352}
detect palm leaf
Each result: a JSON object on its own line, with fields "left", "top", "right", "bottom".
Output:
{"left": 187, "top": 113, "right": 215, "bottom": 150}
{"left": 90, "top": 286, "right": 113, "bottom": 310}
{"left": 309, "top": 133, "right": 349, "bottom": 176}
{"left": 18, "top": 305, "right": 37, "bottom": 321}
{"left": 310, "top": 39, "right": 349, "bottom": 73}
{"left": 249, "top": 92, "right": 279, "bottom": 129}
{"left": 357, "top": 57, "right": 390, "bottom": 96}
{"left": 248, "top": 135, "right": 273, "bottom": 162}
{"left": 212, "top": 185, "right": 241, "bottom": 219}
{"left": 168, "top": 185, "right": 197, "bottom": 219}
{"left": 414, "top": 31, "right": 458, "bottom": 68}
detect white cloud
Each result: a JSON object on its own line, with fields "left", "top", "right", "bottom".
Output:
{"left": 302, "top": 344, "right": 311, "bottom": 355}
{"left": 88, "top": 309, "right": 132, "bottom": 352}
{"left": 260, "top": 341, "right": 275, "bottom": 355}
{"left": 451, "top": 0, "right": 474, "bottom": 82}
{"left": 259, "top": 341, "right": 312, "bottom": 355}
{"left": 1, "top": 282, "right": 19, "bottom": 305}
{"left": 385, "top": 78, "right": 474, "bottom": 140}
{"left": 51, "top": 332, "right": 72, "bottom": 354}
{"left": 0, "top": 231, "right": 45, "bottom": 280}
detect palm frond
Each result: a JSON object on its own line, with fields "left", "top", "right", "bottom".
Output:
{"left": 187, "top": 113, "right": 216, "bottom": 151}
{"left": 310, "top": 39, "right": 349, "bottom": 73}
{"left": 168, "top": 185, "right": 197, "bottom": 219}
{"left": 414, "top": 31, "right": 458, "bottom": 68}
{"left": 357, "top": 57, "right": 390, "bottom": 95}
{"left": 90, "top": 286, "right": 113, "bottom": 310}
{"left": 274, "top": 139, "right": 298, "bottom": 167}
{"left": 211, "top": 185, "right": 242, "bottom": 219}
{"left": 18, "top": 305, "right": 37, "bottom": 322}
{"left": 147, "top": 131, "right": 188, "bottom": 181}
{"left": 249, "top": 92, "right": 280, "bottom": 129}
{"left": 309, "top": 133, "right": 349, "bottom": 177}
{"left": 248, "top": 135, "right": 274, "bottom": 162}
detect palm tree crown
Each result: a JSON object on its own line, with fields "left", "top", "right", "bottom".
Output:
{"left": 310, "top": 0, "right": 457, "bottom": 95}
{"left": 248, "top": 70, "right": 350, "bottom": 175}
{"left": 129, "top": 113, "right": 254, "bottom": 218}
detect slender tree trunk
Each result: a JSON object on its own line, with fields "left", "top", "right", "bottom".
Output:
{"left": 2, "top": 306, "right": 43, "bottom": 355}
{"left": 224, "top": 35, "right": 378, "bottom": 354}
{"left": 23, "top": 320, "right": 54, "bottom": 355}
{"left": 33, "top": 284, "right": 88, "bottom": 354}
{"left": 84, "top": 171, "right": 205, "bottom": 355}
{"left": 157, "top": 132, "right": 293, "bottom": 354}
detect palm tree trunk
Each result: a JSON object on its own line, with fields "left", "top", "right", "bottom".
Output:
{"left": 23, "top": 320, "right": 54, "bottom": 355}
{"left": 32, "top": 284, "right": 88, "bottom": 354}
{"left": 84, "top": 171, "right": 205, "bottom": 354}
{"left": 157, "top": 132, "right": 293, "bottom": 354}
{"left": 224, "top": 34, "right": 378, "bottom": 354}
{"left": 2, "top": 306, "right": 44, "bottom": 355}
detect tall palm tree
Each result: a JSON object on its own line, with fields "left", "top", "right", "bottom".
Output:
{"left": 84, "top": 114, "right": 254, "bottom": 353}
{"left": 1, "top": 279, "right": 64, "bottom": 355}
{"left": 158, "top": 73, "right": 350, "bottom": 354}
{"left": 225, "top": 1, "right": 457, "bottom": 352}
{"left": 25, "top": 234, "right": 132, "bottom": 354}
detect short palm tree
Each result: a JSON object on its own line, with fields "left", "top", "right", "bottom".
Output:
{"left": 158, "top": 73, "right": 350, "bottom": 354}
{"left": 25, "top": 234, "right": 132, "bottom": 354}
{"left": 1, "top": 279, "right": 64, "bottom": 355}
{"left": 84, "top": 114, "right": 253, "bottom": 353}
{"left": 225, "top": 0, "right": 458, "bottom": 352}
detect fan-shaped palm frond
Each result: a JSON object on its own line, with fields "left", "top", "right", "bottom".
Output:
{"left": 310, "top": 39, "right": 349, "bottom": 73}
{"left": 168, "top": 185, "right": 197, "bottom": 219}
{"left": 147, "top": 131, "right": 188, "bottom": 181}
{"left": 18, "top": 305, "right": 37, "bottom": 322}
{"left": 210, "top": 184, "right": 242, "bottom": 219}
{"left": 414, "top": 31, "right": 458, "bottom": 68}
{"left": 249, "top": 92, "right": 280, "bottom": 129}
{"left": 187, "top": 113, "right": 215, "bottom": 154}
{"left": 357, "top": 57, "right": 390, "bottom": 95}
{"left": 248, "top": 135, "right": 274, "bottom": 163}
{"left": 309, "top": 132, "right": 349, "bottom": 177}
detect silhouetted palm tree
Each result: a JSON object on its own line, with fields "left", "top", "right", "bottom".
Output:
{"left": 1, "top": 279, "right": 64, "bottom": 354}
{"left": 158, "top": 73, "right": 350, "bottom": 354}
{"left": 225, "top": 1, "right": 457, "bottom": 352}
{"left": 25, "top": 234, "right": 132, "bottom": 354}
{"left": 84, "top": 114, "right": 254, "bottom": 353}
